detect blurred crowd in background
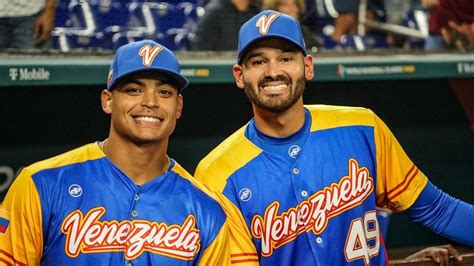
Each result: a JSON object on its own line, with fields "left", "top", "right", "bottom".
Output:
{"left": 0, "top": 0, "right": 473, "bottom": 53}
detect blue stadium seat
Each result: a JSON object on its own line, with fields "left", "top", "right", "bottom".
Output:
{"left": 340, "top": 34, "right": 389, "bottom": 51}
{"left": 89, "top": 1, "right": 129, "bottom": 31}
{"left": 302, "top": 0, "right": 338, "bottom": 49}
{"left": 301, "top": 0, "right": 338, "bottom": 36}
{"left": 52, "top": 30, "right": 104, "bottom": 52}
{"left": 88, "top": 1, "right": 130, "bottom": 49}
{"left": 176, "top": 2, "right": 205, "bottom": 31}
{"left": 54, "top": 1, "right": 71, "bottom": 27}
{"left": 402, "top": 9, "right": 428, "bottom": 49}
{"left": 166, "top": 28, "right": 194, "bottom": 51}
{"left": 52, "top": 0, "right": 201, "bottom": 51}
{"left": 110, "top": 31, "right": 147, "bottom": 50}
{"left": 52, "top": 0, "right": 99, "bottom": 51}
{"left": 127, "top": 2, "right": 183, "bottom": 34}
{"left": 67, "top": 1, "right": 97, "bottom": 33}
{"left": 160, "top": 0, "right": 209, "bottom": 7}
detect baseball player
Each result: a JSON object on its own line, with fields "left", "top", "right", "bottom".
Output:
{"left": 195, "top": 10, "right": 474, "bottom": 265}
{"left": 0, "top": 40, "right": 257, "bottom": 265}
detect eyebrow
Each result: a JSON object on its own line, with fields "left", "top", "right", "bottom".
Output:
{"left": 244, "top": 47, "right": 300, "bottom": 64}
{"left": 121, "top": 78, "right": 176, "bottom": 88}
{"left": 245, "top": 51, "right": 264, "bottom": 62}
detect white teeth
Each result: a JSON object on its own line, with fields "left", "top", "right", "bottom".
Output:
{"left": 135, "top": 116, "right": 161, "bottom": 123}
{"left": 263, "top": 84, "right": 287, "bottom": 91}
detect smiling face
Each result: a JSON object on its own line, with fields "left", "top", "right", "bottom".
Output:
{"left": 233, "top": 38, "right": 314, "bottom": 114}
{"left": 101, "top": 71, "right": 183, "bottom": 145}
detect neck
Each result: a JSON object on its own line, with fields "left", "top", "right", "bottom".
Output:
{"left": 101, "top": 135, "right": 170, "bottom": 186}
{"left": 253, "top": 99, "right": 306, "bottom": 137}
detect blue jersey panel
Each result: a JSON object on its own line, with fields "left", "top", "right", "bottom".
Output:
{"left": 223, "top": 125, "right": 387, "bottom": 265}
{"left": 32, "top": 156, "right": 226, "bottom": 265}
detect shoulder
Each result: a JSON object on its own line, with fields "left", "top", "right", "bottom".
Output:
{"left": 194, "top": 125, "right": 261, "bottom": 188}
{"left": 24, "top": 143, "right": 104, "bottom": 177}
{"left": 305, "top": 104, "right": 378, "bottom": 131}
{"left": 170, "top": 162, "right": 226, "bottom": 213}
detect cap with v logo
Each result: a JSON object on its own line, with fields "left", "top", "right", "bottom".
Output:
{"left": 107, "top": 40, "right": 188, "bottom": 91}
{"left": 237, "top": 10, "right": 307, "bottom": 64}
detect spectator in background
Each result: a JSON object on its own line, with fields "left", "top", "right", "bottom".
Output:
{"left": 0, "top": 0, "right": 56, "bottom": 49}
{"left": 331, "top": 0, "right": 383, "bottom": 43}
{"left": 261, "top": 0, "right": 321, "bottom": 51}
{"left": 424, "top": 0, "right": 474, "bottom": 51}
{"left": 440, "top": 21, "right": 474, "bottom": 51}
{"left": 192, "top": 0, "right": 260, "bottom": 51}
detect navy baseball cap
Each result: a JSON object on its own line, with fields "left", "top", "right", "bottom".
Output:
{"left": 237, "top": 10, "right": 307, "bottom": 64}
{"left": 107, "top": 40, "right": 188, "bottom": 91}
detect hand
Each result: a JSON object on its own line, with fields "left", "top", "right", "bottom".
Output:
{"left": 441, "top": 21, "right": 474, "bottom": 51}
{"left": 405, "top": 244, "right": 463, "bottom": 266}
{"left": 33, "top": 8, "right": 55, "bottom": 45}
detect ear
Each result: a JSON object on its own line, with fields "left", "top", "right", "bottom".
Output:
{"left": 101, "top": 89, "right": 113, "bottom": 114}
{"left": 176, "top": 94, "right": 183, "bottom": 119}
{"left": 304, "top": 55, "right": 314, "bottom": 81}
{"left": 232, "top": 64, "right": 245, "bottom": 89}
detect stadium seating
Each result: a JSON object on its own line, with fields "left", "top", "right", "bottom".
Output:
{"left": 52, "top": 0, "right": 206, "bottom": 52}
{"left": 303, "top": 0, "right": 338, "bottom": 49}
{"left": 401, "top": 9, "right": 428, "bottom": 49}
{"left": 51, "top": 0, "right": 412, "bottom": 52}
{"left": 340, "top": 34, "right": 389, "bottom": 51}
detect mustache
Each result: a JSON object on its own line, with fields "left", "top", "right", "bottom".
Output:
{"left": 258, "top": 75, "right": 292, "bottom": 87}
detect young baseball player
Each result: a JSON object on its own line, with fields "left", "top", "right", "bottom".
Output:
{"left": 195, "top": 10, "right": 474, "bottom": 265}
{"left": 0, "top": 40, "right": 257, "bottom": 265}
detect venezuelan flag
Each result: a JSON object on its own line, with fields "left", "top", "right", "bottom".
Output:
{"left": 0, "top": 209, "right": 10, "bottom": 234}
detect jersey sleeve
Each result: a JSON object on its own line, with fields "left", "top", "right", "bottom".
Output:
{"left": 199, "top": 219, "right": 231, "bottom": 265}
{"left": 0, "top": 168, "right": 43, "bottom": 265}
{"left": 213, "top": 191, "right": 259, "bottom": 265}
{"left": 194, "top": 168, "right": 259, "bottom": 265}
{"left": 373, "top": 113, "right": 428, "bottom": 212}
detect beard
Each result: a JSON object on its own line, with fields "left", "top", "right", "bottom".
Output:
{"left": 243, "top": 73, "right": 306, "bottom": 113}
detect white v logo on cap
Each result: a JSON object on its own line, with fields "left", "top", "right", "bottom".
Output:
{"left": 139, "top": 45, "right": 163, "bottom": 67}
{"left": 256, "top": 14, "right": 279, "bottom": 35}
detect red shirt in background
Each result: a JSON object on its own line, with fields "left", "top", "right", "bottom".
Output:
{"left": 429, "top": 0, "right": 474, "bottom": 34}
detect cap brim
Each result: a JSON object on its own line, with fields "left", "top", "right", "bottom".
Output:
{"left": 238, "top": 34, "right": 307, "bottom": 64}
{"left": 110, "top": 67, "right": 189, "bottom": 91}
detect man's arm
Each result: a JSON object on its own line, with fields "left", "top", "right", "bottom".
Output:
{"left": 440, "top": 21, "right": 474, "bottom": 52}
{"left": 405, "top": 244, "right": 463, "bottom": 265}
{"left": 0, "top": 168, "right": 43, "bottom": 265}
{"left": 34, "top": 0, "right": 56, "bottom": 44}
{"left": 198, "top": 219, "right": 231, "bottom": 266}
{"left": 404, "top": 181, "right": 474, "bottom": 246}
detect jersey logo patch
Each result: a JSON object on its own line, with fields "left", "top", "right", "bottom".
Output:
{"left": 256, "top": 13, "right": 279, "bottom": 35}
{"left": 69, "top": 184, "right": 83, "bottom": 197}
{"left": 0, "top": 209, "right": 10, "bottom": 234}
{"left": 251, "top": 159, "right": 374, "bottom": 257}
{"left": 107, "top": 69, "right": 113, "bottom": 86}
{"left": 61, "top": 207, "right": 201, "bottom": 260}
{"left": 139, "top": 44, "right": 163, "bottom": 67}
{"left": 239, "top": 188, "right": 252, "bottom": 202}
{"left": 288, "top": 145, "right": 301, "bottom": 158}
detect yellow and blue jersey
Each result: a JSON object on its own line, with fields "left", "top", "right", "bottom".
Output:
{"left": 0, "top": 143, "right": 235, "bottom": 265}
{"left": 195, "top": 105, "right": 428, "bottom": 265}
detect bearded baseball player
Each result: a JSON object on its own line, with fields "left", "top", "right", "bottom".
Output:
{"left": 195, "top": 10, "right": 474, "bottom": 265}
{"left": 0, "top": 40, "right": 257, "bottom": 265}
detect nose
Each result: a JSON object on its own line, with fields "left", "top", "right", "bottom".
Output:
{"left": 264, "top": 60, "right": 281, "bottom": 78}
{"left": 141, "top": 90, "right": 159, "bottom": 108}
